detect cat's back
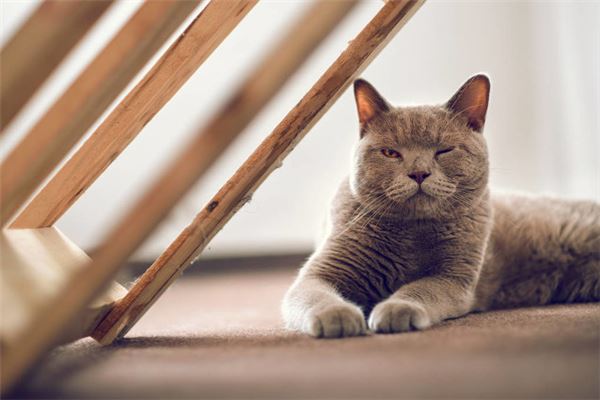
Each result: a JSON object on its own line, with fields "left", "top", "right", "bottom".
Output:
{"left": 476, "top": 193, "right": 600, "bottom": 308}
{"left": 490, "top": 193, "right": 599, "bottom": 251}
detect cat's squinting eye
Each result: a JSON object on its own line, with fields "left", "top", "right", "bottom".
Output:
{"left": 380, "top": 148, "right": 401, "bottom": 159}
{"left": 435, "top": 147, "right": 455, "bottom": 156}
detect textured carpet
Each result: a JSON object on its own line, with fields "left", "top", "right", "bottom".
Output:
{"left": 17, "top": 267, "right": 600, "bottom": 399}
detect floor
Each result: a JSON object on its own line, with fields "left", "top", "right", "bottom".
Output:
{"left": 16, "top": 266, "right": 600, "bottom": 399}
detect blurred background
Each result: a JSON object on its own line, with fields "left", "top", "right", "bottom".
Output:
{"left": 1, "top": 0, "right": 598, "bottom": 262}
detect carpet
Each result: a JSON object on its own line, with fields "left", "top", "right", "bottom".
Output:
{"left": 15, "top": 266, "right": 600, "bottom": 399}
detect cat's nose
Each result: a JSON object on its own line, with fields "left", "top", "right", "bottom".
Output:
{"left": 408, "top": 171, "right": 431, "bottom": 184}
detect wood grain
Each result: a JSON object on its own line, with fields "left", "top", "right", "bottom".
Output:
{"left": 93, "top": 0, "right": 425, "bottom": 344}
{"left": 0, "top": 0, "right": 200, "bottom": 227}
{"left": 0, "top": 0, "right": 356, "bottom": 393}
{"left": 12, "top": 0, "right": 257, "bottom": 229}
{"left": 0, "top": 227, "right": 126, "bottom": 392}
{"left": 0, "top": 0, "right": 113, "bottom": 131}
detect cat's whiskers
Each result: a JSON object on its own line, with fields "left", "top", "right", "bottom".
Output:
{"left": 336, "top": 192, "right": 390, "bottom": 237}
{"left": 354, "top": 190, "right": 404, "bottom": 232}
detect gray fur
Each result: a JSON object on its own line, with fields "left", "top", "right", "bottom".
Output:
{"left": 282, "top": 75, "right": 600, "bottom": 338}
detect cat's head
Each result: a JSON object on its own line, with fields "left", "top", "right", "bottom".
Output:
{"left": 349, "top": 75, "right": 490, "bottom": 220}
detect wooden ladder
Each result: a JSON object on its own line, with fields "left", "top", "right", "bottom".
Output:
{"left": 0, "top": 0, "right": 424, "bottom": 393}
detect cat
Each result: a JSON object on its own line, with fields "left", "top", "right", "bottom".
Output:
{"left": 281, "top": 75, "right": 600, "bottom": 338}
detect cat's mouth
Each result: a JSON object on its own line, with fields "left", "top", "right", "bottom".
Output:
{"left": 386, "top": 186, "right": 436, "bottom": 205}
{"left": 384, "top": 181, "right": 453, "bottom": 207}
{"left": 410, "top": 188, "right": 435, "bottom": 201}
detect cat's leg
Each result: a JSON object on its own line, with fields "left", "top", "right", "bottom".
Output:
{"left": 553, "top": 259, "right": 600, "bottom": 303}
{"left": 484, "top": 261, "right": 600, "bottom": 309}
{"left": 369, "top": 273, "right": 476, "bottom": 333}
{"left": 552, "top": 213, "right": 600, "bottom": 303}
{"left": 282, "top": 273, "right": 367, "bottom": 338}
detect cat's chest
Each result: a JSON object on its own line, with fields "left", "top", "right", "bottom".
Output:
{"left": 323, "top": 223, "right": 452, "bottom": 314}
{"left": 358, "top": 221, "right": 452, "bottom": 275}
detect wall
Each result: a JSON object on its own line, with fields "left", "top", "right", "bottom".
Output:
{"left": 1, "top": 1, "right": 598, "bottom": 260}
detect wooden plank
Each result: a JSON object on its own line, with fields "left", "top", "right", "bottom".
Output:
{"left": 0, "top": 0, "right": 113, "bottom": 131}
{"left": 93, "top": 0, "right": 425, "bottom": 344}
{"left": 0, "top": 0, "right": 356, "bottom": 393}
{"left": 12, "top": 0, "right": 258, "bottom": 229}
{"left": 0, "top": 0, "right": 201, "bottom": 227}
{"left": 0, "top": 228, "right": 127, "bottom": 389}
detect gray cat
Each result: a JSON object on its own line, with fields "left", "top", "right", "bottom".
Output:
{"left": 282, "top": 75, "right": 600, "bottom": 338}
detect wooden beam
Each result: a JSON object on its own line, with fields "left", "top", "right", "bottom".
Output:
{"left": 0, "top": 227, "right": 127, "bottom": 393}
{"left": 0, "top": 0, "right": 356, "bottom": 392}
{"left": 0, "top": 0, "right": 201, "bottom": 227}
{"left": 93, "top": 0, "right": 425, "bottom": 344}
{"left": 0, "top": 0, "right": 113, "bottom": 131}
{"left": 11, "top": 0, "right": 258, "bottom": 229}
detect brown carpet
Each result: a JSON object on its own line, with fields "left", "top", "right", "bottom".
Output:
{"left": 16, "top": 267, "right": 600, "bottom": 399}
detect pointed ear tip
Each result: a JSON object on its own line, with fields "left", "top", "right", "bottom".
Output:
{"left": 354, "top": 78, "right": 368, "bottom": 90}
{"left": 471, "top": 74, "right": 491, "bottom": 90}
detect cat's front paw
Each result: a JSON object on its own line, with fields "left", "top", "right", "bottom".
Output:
{"left": 368, "top": 299, "right": 431, "bottom": 334}
{"left": 305, "top": 303, "right": 367, "bottom": 338}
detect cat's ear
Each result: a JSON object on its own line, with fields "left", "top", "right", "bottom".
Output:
{"left": 446, "top": 74, "right": 490, "bottom": 132}
{"left": 353, "top": 79, "right": 390, "bottom": 128}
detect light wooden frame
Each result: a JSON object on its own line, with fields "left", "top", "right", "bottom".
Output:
{"left": 0, "top": 0, "right": 201, "bottom": 226}
{"left": 0, "top": 0, "right": 423, "bottom": 393}
{"left": 0, "top": 0, "right": 114, "bottom": 131}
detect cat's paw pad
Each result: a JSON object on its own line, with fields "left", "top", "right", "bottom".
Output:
{"left": 305, "top": 303, "right": 367, "bottom": 338}
{"left": 368, "top": 299, "right": 431, "bottom": 334}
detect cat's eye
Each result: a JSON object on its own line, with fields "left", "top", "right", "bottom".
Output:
{"left": 380, "top": 148, "right": 402, "bottom": 159}
{"left": 435, "top": 147, "right": 455, "bottom": 156}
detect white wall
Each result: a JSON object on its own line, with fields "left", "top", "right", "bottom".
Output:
{"left": 2, "top": 1, "right": 598, "bottom": 260}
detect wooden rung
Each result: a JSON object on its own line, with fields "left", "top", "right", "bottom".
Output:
{"left": 1, "top": 0, "right": 356, "bottom": 393}
{"left": 0, "top": 0, "right": 113, "bottom": 131}
{"left": 11, "top": 0, "right": 257, "bottom": 230}
{"left": 0, "top": 227, "right": 127, "bottom": 391}
{"left": 93, "top": 0, "right": 425, "bottom": 344}
{"left": 0, "top": 0, "right": 200, "bottom": 227}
